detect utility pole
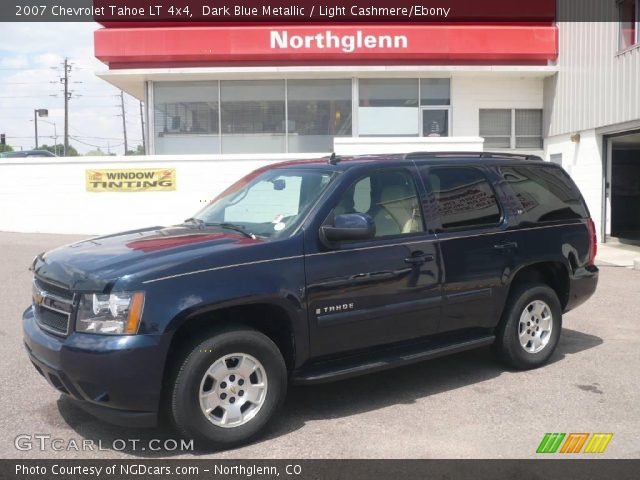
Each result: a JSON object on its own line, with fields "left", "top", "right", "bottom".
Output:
{"left": 120, "top": 91, "right": 128, "bottom": 155}
{"left": 34, "top": 110, "right": 39, "bottom": 149}
{"left": 139, "top": 101, "right": 146, "bottom": 154}
{"left": 60, "top": 58, "right": 71, "bottom": 156}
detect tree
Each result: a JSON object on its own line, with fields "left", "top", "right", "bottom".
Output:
{"left": 126, "top": 145, "right": 146, "bottom": 156}
{"left": 0, "top": 144, "right": 14, "bottom": 153}
{"left": 39, "top": 144, "right": 79, "bottom": 157}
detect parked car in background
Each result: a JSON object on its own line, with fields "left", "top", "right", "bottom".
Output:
{"left": 23, "top": 152, "right": 598, "bottom": 448}
{"left": 1, "top": 150, "right": 57, "bottom": 158}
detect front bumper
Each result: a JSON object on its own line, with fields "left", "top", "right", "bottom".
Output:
{"left": 23, "top": 306, "right": 169, "bottom": 428}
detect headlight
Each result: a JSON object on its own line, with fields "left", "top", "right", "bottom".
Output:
{"left": 76, "top": 292, "right": 145, "bottom": 335}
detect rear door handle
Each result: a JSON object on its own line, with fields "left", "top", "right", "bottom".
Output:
{"left": 493, "top": 241, "right": 518, "bottom": 250}
{"left": 404, "top": 253, "right": 435, "bottom": 265}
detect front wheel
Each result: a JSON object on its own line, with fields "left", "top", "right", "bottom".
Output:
{"left": 169, "top": 327, "right": 287, "bottom": 448}
{"left": 495, "top": 283, "right": 562, "bottom": 370}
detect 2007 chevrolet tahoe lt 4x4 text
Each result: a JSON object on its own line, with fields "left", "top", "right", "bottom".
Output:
{"left": 23, "top": 152, "right": 598, "bottom": 448}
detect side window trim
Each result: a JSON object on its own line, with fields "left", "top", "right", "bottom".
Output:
{"left": 323, "top": 167, "right": 429, "bottom": 242}
{"left": 423, "top": 165, "right": 505, "bottom": 233}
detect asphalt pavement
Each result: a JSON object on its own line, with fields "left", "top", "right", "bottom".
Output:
{"left": 1, "top": 231, "right": 638, "bottom": 459}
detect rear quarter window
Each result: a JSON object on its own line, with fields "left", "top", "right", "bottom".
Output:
{"left": 500, "top": 165, "right": 588, "bottom": 223}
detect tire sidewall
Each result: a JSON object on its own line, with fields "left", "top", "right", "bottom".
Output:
{"left": 171, "top": 329, "right": 287, "bottom": 448}
{"left": 501, "top": 284, "right": 562, "bottom": 369}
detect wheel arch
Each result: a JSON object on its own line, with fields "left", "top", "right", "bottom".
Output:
{"left": 506, "top": 261, "right": 571, "bottom": 312}
{"left": 164, "top": 299, "right": 299, "bottom": 374}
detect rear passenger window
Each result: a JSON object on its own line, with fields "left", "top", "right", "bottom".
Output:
{"left": 427, "top": 168, "right": 502, "bottom": 230}
{"left": 500, "top": 166, "right": 587, "bottom": 223}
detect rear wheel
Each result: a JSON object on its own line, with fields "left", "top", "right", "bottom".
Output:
{"left": 495, "top": 283, "right": 562, "bottom": 369}
{"left": 169, "top": 327, "right": 287, "bottom": 448}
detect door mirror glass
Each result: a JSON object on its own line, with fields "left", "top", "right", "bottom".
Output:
{"left": 321, "top": 213, "right": 375, "bottom": 243}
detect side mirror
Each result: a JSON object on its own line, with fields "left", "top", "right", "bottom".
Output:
{"left": 321, "top": 213, "right": 375, "bottom": 244}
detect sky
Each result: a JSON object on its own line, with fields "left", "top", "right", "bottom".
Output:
{"left": 0, "top": 22, "right": 143, "bottom": 155}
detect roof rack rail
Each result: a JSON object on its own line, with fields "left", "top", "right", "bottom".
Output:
{"left": 403, "top": 151, "right": 543, "bottom": 161}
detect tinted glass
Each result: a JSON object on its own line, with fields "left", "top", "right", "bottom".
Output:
{"left": 428, "top": 168, "right": 501, "bottom": 230}
{"left": 422, "top": 109, "right": 449, "bottom": 137}
{"left": 333, "top": 170, "right": 424, "bottom": 237}
{"left": 420, "top": 78, "right": 451, "bottom": 106}
{"left": 287, "top": 79, "right": 352, "bottom": 152}
{"left": 500, "top": 166, "right": 588, "bottom": 222}
{"left": 220, "top": 80, "right": 286, "bottom": 153}
{"left": 358, "top": 79, "right": 419, "bottom": 136}
{"left": 154, "top": 82, "right": 220, "bottom": 154}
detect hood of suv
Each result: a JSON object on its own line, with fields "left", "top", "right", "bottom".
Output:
{"left": 32, "top": 225, "right": 263, "bottom": 291}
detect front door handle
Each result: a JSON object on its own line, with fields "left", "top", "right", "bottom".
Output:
{"left": 404, "top": 253, "right": 435, "bottom": 265}
{"left": 494, "top": 241, "right": 518, "bottom": 251}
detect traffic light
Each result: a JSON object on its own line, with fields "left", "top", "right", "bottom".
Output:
{"left": 0, "top": 134, "right": 5, "bottom": 145}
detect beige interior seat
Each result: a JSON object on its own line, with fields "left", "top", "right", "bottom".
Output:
{"left": 373, "top": 184, "right": 421, "bottom": 236}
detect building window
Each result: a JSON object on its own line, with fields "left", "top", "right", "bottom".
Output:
{"left": 220, "top": 80, "right": 286, "bottom": 154}
{"left": 359, "top": 79, "right": 419, "bottom": 136}
{"left": 479, "top": 109, "right": 543, "bottom": 150}
{"left": 358, "top": 78, "right": 451, "bottom": 137}
{"left": 287, "top": 79, "right": 352, "bottom": 153}
{"left": 479, "top": 109, "right": 512, "bottom": 148}
{"left": 515, "top": 109, "right": 543, "bottom": 148}
{"left": 151, "top": 78, "right": 453, "bottom": 154}
{"left": 153, "top": 82, "right": 220, "bottom": 154}
{"left": 619, "top": 0, "right": 639, "bottom": 50}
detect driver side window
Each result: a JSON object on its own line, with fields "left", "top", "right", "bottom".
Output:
{"left": 332, "top": 170, "right": 425, "bottom": 237}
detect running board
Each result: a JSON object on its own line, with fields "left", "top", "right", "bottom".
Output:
{"left": 292, "top": 334, "right": 495, "bottom": 385}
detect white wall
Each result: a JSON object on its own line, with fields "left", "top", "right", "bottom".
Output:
{"left": 334, "top": 136, "right": 484, "bottom": 155}
{"left": 452, "top": 75, "right": 545, "bottom": 138}
{"left": 0, "top": 137, "right": 485, "bottom": 235}
{"left": 544, "top": 129, "right": 605, "bottom": 239}
{"left": 0, "top": 154, "right": 320, "bottom": 235}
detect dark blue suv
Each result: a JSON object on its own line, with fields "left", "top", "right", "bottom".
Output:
{"left": 23, "top": 152, "right": 598, "bottom": 447}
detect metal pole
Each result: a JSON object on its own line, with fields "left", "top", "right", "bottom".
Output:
{"left": 34, "top": 110, "right": 38, "bottom": 149}
{"left": 139, "top": 101, "right": 146, "bottom": 154}
{"left": 121, "top": 91, "right": 128, "bottom": 155}
{"left": 53, "top": 123, "right": 58, "bottom": 156}
{"left": 63, "top": 58, "right": 70, "bottom": 156}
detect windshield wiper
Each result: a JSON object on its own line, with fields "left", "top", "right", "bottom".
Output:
{"left": 184, "top": 218, "right": 257, "bottom": 239}
{"left": 204, "top": 222, "right": 257, "bottom": 240}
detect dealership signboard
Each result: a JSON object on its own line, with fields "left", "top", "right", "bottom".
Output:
{"left": 85, "top": 168, "right": 176, "bottom": 192}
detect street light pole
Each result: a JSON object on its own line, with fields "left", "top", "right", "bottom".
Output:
{"left": 33, "top": 109, "right": 49, "bottom": 150}
{"left": 34, "top": 110, "right": 39, "bottom": 149}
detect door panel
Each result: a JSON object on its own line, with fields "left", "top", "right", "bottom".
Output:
{"left": 419, "top": 165, "right": 516, "bottom": 332}
{"left": 305, "top": 239, "right": 441, "bottom": 356}
{"left": 304, "top": 166, "right": 443, "bottom": 358}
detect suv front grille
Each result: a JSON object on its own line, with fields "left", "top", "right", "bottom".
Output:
{"left": 32, "top": 278, "right": 75, "bottom": 336}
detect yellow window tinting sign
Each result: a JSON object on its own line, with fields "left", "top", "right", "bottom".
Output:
{"left": 86, "top": 168, "right": 176, "bottom": 192}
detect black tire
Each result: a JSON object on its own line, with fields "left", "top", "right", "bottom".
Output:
{"left": 495, "top": 283, "right": 562, "bottom": 370}
{"left": 169, "top": 327, "right": 287, "bottom": 449}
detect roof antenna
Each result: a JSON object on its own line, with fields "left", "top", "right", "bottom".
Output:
{"left": 328, "top": 152, "right": 340, "bottom": 165}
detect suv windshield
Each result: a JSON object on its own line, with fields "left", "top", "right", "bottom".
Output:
{"left": 192, "top": 168, "right": 335, "bottom": 239}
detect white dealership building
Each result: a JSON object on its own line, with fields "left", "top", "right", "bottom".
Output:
{"left": 1, "top": 1, "right": 638, "bottom": 242}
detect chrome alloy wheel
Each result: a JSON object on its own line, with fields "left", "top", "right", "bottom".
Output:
{"left": 518, "top": 300, "right": 553, "bottom": 354}
{"left": 199, "top": 353, "right": 268, "bottom": 428}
